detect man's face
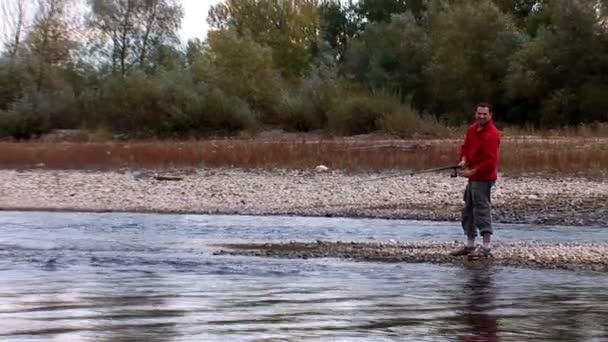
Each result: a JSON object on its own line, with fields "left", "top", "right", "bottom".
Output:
{"left": 475, "top": 106, "right": 491, "bottom": 125}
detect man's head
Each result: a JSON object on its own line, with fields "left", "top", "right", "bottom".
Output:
{"left": 475, "top": 103, "right": 492, "bottom": 126}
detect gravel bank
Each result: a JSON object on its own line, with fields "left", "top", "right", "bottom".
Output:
{"left": 213, "top": 240, "right": 608, "bottom": 272}
{"left": 0, "top": 168, "right": 606, "bottom": 226}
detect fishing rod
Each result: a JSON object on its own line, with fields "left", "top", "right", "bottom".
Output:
{"left": 410, "top": 164, "right": 461, "bottom": 177}
{"left": 350, "top": 164, "right": 460, "bottom": 184}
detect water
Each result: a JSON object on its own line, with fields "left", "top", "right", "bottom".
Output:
{"left": 1, "top": 211, "right": 607, "bottom": 341}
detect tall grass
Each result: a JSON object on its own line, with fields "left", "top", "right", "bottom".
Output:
{"left": 0, "top": 135, "right": 606, "bottom": 177}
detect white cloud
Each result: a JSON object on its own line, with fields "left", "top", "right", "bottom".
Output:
{"left": 180, "top": 0, "right": 224, "bottom": 42}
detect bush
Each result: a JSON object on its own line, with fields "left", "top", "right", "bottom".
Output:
{"left": 203, "top": 87, "right": 257, "bottom": 134}
{"left": 377, "top": 102, "right": 447, "bottom": 138}
{"left": 327, "top": 90, "right": 406, "bottom": 135}
{"left": 540, "top": 88, "right": 577, "bottom": 127}
{"left": 91, "top": 72, "right": 162, "bottom": 135}
{"left": 155, "top": 70, "right": 207, "bottom": 135}
{"left": 278, "top": 90, "right": 321, "bottom": 132}
{"left": 0, "top": 63, "right": 19, "bottom": 111}
{"left": 0, "top": 89, "right": 80, "bottom": 140}
{"left": 579, "top": 82, "right": 608, "bottom": 123}
{"left": 86, "top": 71, "right": 258, "bottom": 137}
{"left": 205, "top": 30, "right": 284, "bottom": 124}
{"left": 325, "top": 88, "right": 451, "bottom": 137}
{"left": 277, "top": 71, "right": 335, "bottom": 132}
{"left": 0, "top": 111, "right": 48, "bottom": 141}
{"left": 327, "top": 93, "right": 381, "bottom": 135}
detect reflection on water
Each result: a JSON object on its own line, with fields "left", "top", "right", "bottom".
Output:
{"left": 0, "top": 211, "right": 608, "bottom": 341}
{"left": 459, "top": 265, "right": 498, "bottom": 342}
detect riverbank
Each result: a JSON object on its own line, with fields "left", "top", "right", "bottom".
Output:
{"left": 0, "top": 168, "right": 605, "bottom": 226}
{"left": 213, "top": 240, "right": 608, "bottom": 272}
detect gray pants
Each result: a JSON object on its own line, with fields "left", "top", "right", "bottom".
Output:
{"left": 461, "top": 180, "right": 495, "bottom": 239}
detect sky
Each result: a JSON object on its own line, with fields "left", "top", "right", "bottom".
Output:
{"left": 0, "top": 0, "right": 221, "bottom": 47}
{"left": 180, "top": 0, "right": 224, "bottom": 42}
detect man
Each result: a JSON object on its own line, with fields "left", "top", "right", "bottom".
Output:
{"left": 450, "top": 103, "right": 500, "bottom": 258}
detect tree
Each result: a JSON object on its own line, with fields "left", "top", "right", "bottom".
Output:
{"left": 491, "top": 0, "right": 540, "bottom": 22}
{"left": 343, "top": 12, "right": 429, "bottom": 107}
{"left": 87, "top": 0, "right": 183, "bottom": 75}
{"left": 185, "top": 38, "right": 205, "bottom": 67}
{"left": 208, "top": 0, "right": 321, "bottom": 78}
{"left": 136, "top": 0, "right": 183, "bottom": 71}
{"left": 318, "top": 0, "right": 360, "bottom": 62}
{"left": 25, "top": 0, "right": 77, "bottom": 92}
{"left": 1, "top": 0, "right": 28, "bottom": 60}
{"left": 88, "top": 0, "right": 138, "bottom": 75}
{"left": 356, "top": 0, "right": 426, "bottom": 23}
{"left": 424, "top": 0, "right": 524, "bottom": 121}
{"left": 507, "top": 0, "right": 608, "bottom": 126}
{"left": 0, "top": 0, "right": 28, "bottom": 109}
{"left": 203, "top": 29, "right": 284, "bottom": 123}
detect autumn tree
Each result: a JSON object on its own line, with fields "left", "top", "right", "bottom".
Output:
{"left": 208, "top": 0, "right": 321, "bottom": 77}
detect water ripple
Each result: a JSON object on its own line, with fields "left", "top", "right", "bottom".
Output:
{"left": 0, "top": 211, "right": 607, "bottom": 341}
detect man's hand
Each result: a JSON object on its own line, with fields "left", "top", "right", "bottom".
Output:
{"left": 459, "top": 168, "right": 476, "bottom": 178}
{"left": 458, "top": 159, "right": 467, "bottom": 169}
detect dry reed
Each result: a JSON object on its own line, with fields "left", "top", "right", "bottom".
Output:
{"left": 0, "top": 134, "right": 606, "bottom": 177}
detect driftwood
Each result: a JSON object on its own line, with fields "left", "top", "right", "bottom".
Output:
{"left": 153, "top": 175, "right": 183, "bottom": 181}
{"left": 344, "top": 142, "right": 432, "bottom": 152}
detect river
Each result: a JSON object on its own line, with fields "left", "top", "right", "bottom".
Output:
{"left": 0, "top": 211, "right": 607, "bottom": 341}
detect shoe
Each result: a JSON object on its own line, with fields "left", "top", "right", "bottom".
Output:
{"left": 467, "top": 247, "right": 493, "bottom": 260}
{"left": 450, "top": 246, "right": 475, "bottom": 256}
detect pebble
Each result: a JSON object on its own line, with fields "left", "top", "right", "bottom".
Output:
{"left": 215, "top": 240, "right": 608, "bottom": 272}
{"left": 0, "top": 169, "right": 606, "bottom": 226}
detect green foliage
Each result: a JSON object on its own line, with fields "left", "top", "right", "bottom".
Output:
{"left": 0, "top": 89, "right": 79, "bottom": 139}
{"left": 93, "top": 72, "right": 162, "bottom": 134}
{"left": 356, "top": 0, "right": 425, "bottom": 23}
{"left": 506, "top": 31, "right": 552, "bottom": 103}
{"left": 343, "top": 12, "right": 429, "bottom": 108}
{"left": 204, "top": 29, "right": 284, "bottom": 124}
{"left": 491, "top": 0, "right": 541, "bottom": 25}
{"left": 425, "top": 0, "right": 524, "bottom": 121}
{"left": 1, "top": 0, "right": 608, "bottom": 140}
{"left": 579, "top": 82, "right": 608, "bottom": 123}
{"left": 0, "top": 108, "right": 47, "bottom": 140}
{"left": 327, "top": 93, "right": 382, "bottom": 135}
{"left": 82, "top": 70, "right": 256, "bottom": 137}
{"left": 208, "top": 0, "right": 320, "bottom": 78}
{"left": 318, "top": 0, "right": 359, "bottom": 61}
{"left": 278, "top": 89, "right": 324, "bottom": 132}
{"left": 0, "top": 62, "right": 20, "bottom": 110}
{"left": 327, "top": 88, "right": 432, "bottom": 136}
{"left": 540, "top": 88, "right": 577, "bottom": 127}
{"left": 277, "top": 67, "right": 336, "bottom": 132}
{"left": 506, "top": 0, "right": 608, "bottom": 126}
{"left": 203, "top": 87, "right": 257, "bottom": 134}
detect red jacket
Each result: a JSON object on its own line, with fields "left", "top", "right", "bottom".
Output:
{"left": 459, "top": 120, "right": 500, "bottom": 181}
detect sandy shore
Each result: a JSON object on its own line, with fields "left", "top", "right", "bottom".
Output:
{"left": 0, "top": 168, "right": 606, "bottom": 227}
